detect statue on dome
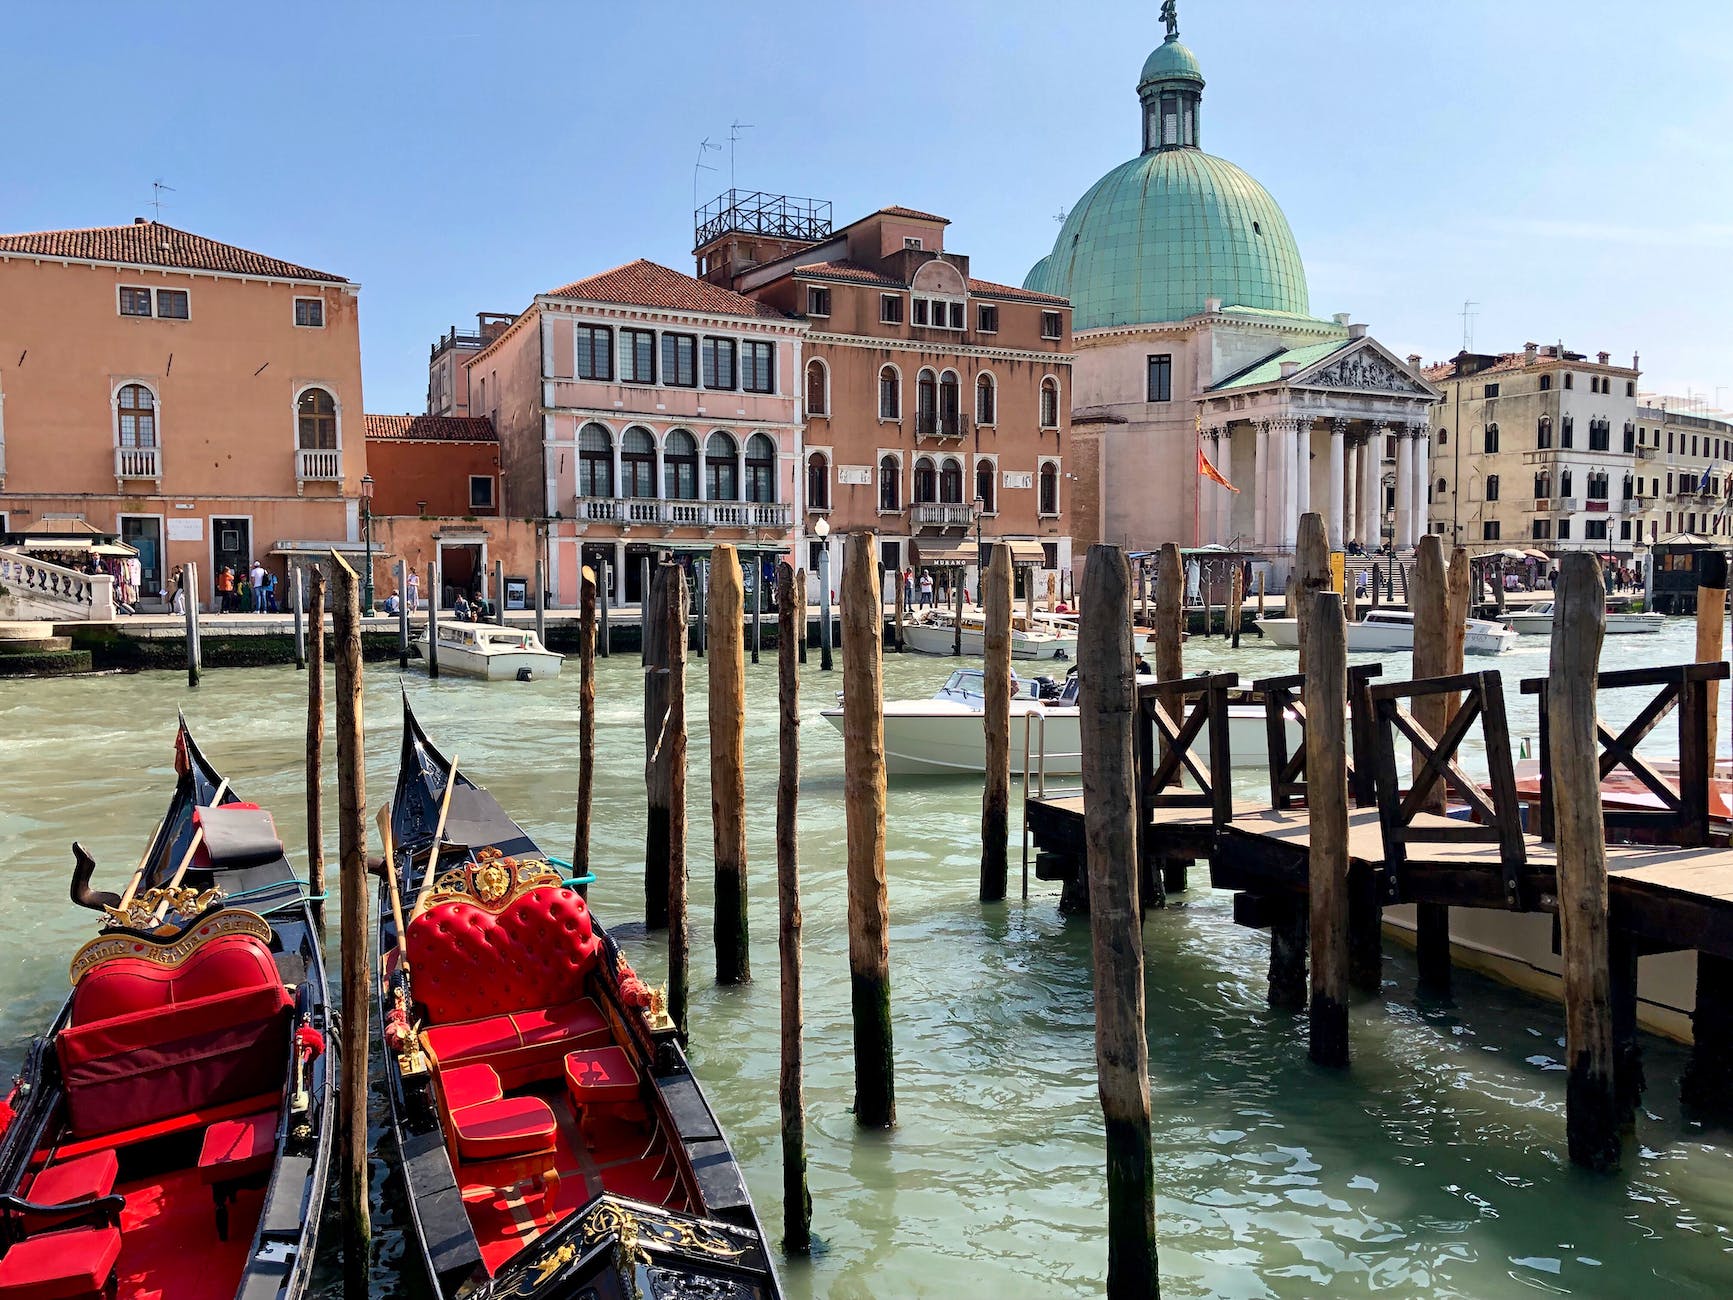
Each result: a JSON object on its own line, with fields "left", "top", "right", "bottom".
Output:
{"left": 1161, "top": 0, "right": 1179, "bottom": 41}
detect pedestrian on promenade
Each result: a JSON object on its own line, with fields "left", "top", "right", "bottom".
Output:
{"left": 407, "top": 569, "right": 420, "bottom": 612}
{"left": 902, "top": 567, "right": 914, "bottom": 607}
{"left": 249, "top": 560, "right": 267, "bottom": 612}
{"left": 263, "top": 570, "right": 278, "bottom": 613}
{"left": 217, "top": 565, "right": 235, "bottom": 612}
{"left": 919, "top": 570, "right": 933, "bottom": 607}
{"left": 169, "top": 566, "right": 186, "bottom": 615}
{"left": 453, "top": 591, "right": 472, "bottom": 622}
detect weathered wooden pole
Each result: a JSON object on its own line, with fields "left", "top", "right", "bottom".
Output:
{"left": 1308, "top": 589, "right": 1351, "bottom": 1068}
{"left": 981, "top": 543, "right": 1013, "bottom": 902}
{"left": 709, "top": 544, "right": 750, "bottom": 984}
{"left": 643, "top": 563, "right": 673, "bottom": 931}
{"left": 396, "top": 560, "right": 410, "bottom": 672}
{"left": 305, "top": 566, "right": 327, "bottom": 927}
{"left": 328, "top": 552, "right": 372, "bottom": 1282}
{"left": 1683, "top": 955, "right": 1733, "bottom": 1117}
{"left": 573, "top": 565, "right": 597, "bottom": 886}
{"left": 1551, "top": 552, "right": 1621, "bottom": 1171}
{"left": 1255, "top": 568, "right": 1266, "bottom": 618}
{"left": 1294, "top": 514, "right": 1330, "bottom": 674}
{"left": 1410, "top": 535, "right": 1453, "bottom": 999}
{"left": 751, "top": 553, "right": 763, "bottom": 666}
{"left": 425, "top": 562, "right": 440, "bottom": 680}
{"left": 775, "top": 561, "right": 812, "bottom": 1252}
{"left": 183, "top": 560, "right": 201, "bottom": 687}
{"left": 597, "top": 562, "right": 611, "bottom": 658}
{"left": 1697, "top": 551, "right": 1726, "bottom": 764}
{"left": 1229, "top": 565, "right": 1243, "bottom": 649}
{"left": 1343, "top": 564, "right": 1358, "bottom": 625}
{"left": 893, "top": 569, "right": 906, "bottom": 652}
{"left": 534, "top": 555, "right": 546, "bottom": 646}
{"left": 1446, "top": 547, "right": 1471, "bottom": 695}
{"left": 493, "top": 558, "right": 506, "bottom": 625}
{"left": 1076, "top": 543, "right": 1160, "bottom": 1297}
{"left": 1152, "top": 542, "right": 1186, "bottom": 896}
{"left": 842, "top": 532, "right": 894, "bottom": 1128}
{"left": 953, "top": 572, "right": 965, "bottom": 657}
{"left": 292, "top": 564, "right": 307, "bottom": 670}
{"left": 1024, "top": 564, "right": 1035, "bottom": 633}
{"left": 659, "top": 565, "right": 691, "bottom": 1032}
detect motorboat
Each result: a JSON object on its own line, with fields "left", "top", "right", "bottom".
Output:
{"left": 378, "top": 701, "right": 781, "bottom": 1297}
{"left": 819, "top": 667, "right": 1294, "bottom": 777}
{"left": 1504, "top": 600, "right": 1665, "bottom": 636}
{"left": 900, "top": 608, "right": 1076, "bottom": 660}
{"left": 412, "top": 620, "right": 564, "bottom": 680}
{"left": 1255, "top": 608, "right": 1520, "bottom": 656}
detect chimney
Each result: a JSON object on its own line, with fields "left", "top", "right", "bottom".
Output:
{"left": 133, "top": 216, "right": 147, "bottom": 225}
{"left": 1348, "top": 322, "right": 1368, "bottom": 340}
{"left": 1633, "top": 352, "right": 1641, "bottom": 372}
{"left": 1279, "top": 361, "right": 1300, "bottom": 379}
{"left": 1406, "top": 353, "right": 1422, "bottom": 371}
{"left": 1333, "top": 312, "right": 1351, "bottom": 326}
{"left": 1524, "top": 342, "right": 1538, "bottom": 363}
{"left": 1597, "top": 351, "right": 1611, "bottom": 365}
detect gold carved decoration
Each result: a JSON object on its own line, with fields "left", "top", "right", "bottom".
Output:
{"left": 578, "top": 1198, "right": 746, "bottom": 1261}
{"left": 102, "top": 885, "right": 225, "bottom": 933}
{"left": 409, "top": 848, "right": 564, "bottom": 921}
{"left": 70, "top": 908, "right": 273, "bottom": 986}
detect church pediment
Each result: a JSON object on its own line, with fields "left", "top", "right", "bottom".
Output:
{"left": 1294, "top": 339, "right": 1438, "bottom": 398}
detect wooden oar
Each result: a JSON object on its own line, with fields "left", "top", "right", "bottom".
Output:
{"left": 147, "top": 778, "right": 231, "bottom": 925}
{"left": 412, "top": 754, "right": 460, "bottom": 913}
{"left": 111, "top": 813, "right": 168, "bottom": 913}
{"left": 376, "top": 802, "right": 409, "bottom": 960}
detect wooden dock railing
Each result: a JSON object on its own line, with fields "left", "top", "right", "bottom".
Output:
{"left": 1252, "top": 663, "right": 1383, "bottom": 810}
{"left": 1136, "top": 671, "right": 1237, "bottom": 828}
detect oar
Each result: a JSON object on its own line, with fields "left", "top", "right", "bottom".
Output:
{"left": 376, "top": 802, "right": 409, "bottom": 961}
{"left": 148, "top": 778, "right": 231, "bottom": 926}
{"left": 98, "top": 813, "right": 166, "bottom": 913}
{"left": 412, "top": 754, "right": 460, "bottom": 913}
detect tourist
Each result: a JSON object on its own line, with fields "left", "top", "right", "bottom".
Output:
{"left": 902, "top": 567, "right": 914, "bottom": 607}
{"left": 383, "top": 589, "right": 401, "bottom": 616}
{"left": 249, "top": 559, "right": 267, "bottom": 612}
{"left": 920, "top": 570, "right": 934, "bottom": 607}
{"left": 168, "top": 565, "right": 186, "bottom": 615}
{"left": 216, "top": 564, "right": 236, "bottom": 612}
{"left": 407, "top": 569, "right": 420, "bottom": 612}
{"left": 263, "top": 570, "right": 278, "bottom": 613}
{"left": 453, "top": 591, "right": 472, "bottom": 622}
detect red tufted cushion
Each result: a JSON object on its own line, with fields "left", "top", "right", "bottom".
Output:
{"left": 438, "top": 1063, "right": 503, "bottom": 1113}
{"left": 0, "top": 1224, "right": 122, "bottom": 1299}
{"left": 71, "top": 934, "right": 280, "bottom": 1025}
{"left": 422, "top": 999, "right": 610, "bottom": 1090}
{"left": 405, "top": 885, "right": 600, "bottom": 1026}
{"left": 448, "top": 1097, "right": 557, "bottom": 1162}
{"left": 510, "top": 1001, "right": 607, "bottom": 1049}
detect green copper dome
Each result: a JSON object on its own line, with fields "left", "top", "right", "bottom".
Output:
{"left": 1139, "top": 39, "right": 1203, "bottom": 91}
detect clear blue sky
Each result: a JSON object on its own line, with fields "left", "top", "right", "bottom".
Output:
{"left": 6, "top": 1, "right": 1730, "bottom": 413}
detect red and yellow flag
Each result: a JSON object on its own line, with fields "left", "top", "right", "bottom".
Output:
{"left": 1197, "top": 446, "right": 1238, "bottom": 492}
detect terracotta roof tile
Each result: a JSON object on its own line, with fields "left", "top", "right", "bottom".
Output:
{"left": 0, "top": 220, "right": 346, "bottom": 282}
{"left": 545, "top": 258, "right": 786, "bottom": 320}
{"left": 967, "top": 277, "right": 1068, "bottom": 306}
{"left": 365, "top": 414, "right": 497, "bottom": 443}
{"left": 795, "top": 260, "right": 904, "bottom": 288}
{"left": 877, "top": 206, "right": 950, "bottom": 224}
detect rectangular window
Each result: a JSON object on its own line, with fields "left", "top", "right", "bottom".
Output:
{"left": 741, "top": 341, "right": 775, "bottom": 394}
{"left": 1564, "top": 373, "right": 1574, "bottom": 389}
{"left": 1532, "top": 519, "right": 1551, "bottom": 540}
{"left": 294, "top": 297, "right": 324, "bottom": 327}
{"left": 1558, "top": 519, "right": 1571, "bottom": 539}
{"left": 469, "top": 475, "right": 496, "bottom": 510}
{"left": 1041, "top": 310, "right": 1062, "bottom": 339}
{"left": 912, "top": 299, "right": 929, "bottom": 326}
{"left": 576, "top": 325, "right": 614, "bottom": 380}
{"left": 1540, "top": 374, "right": 1552, "bottom": 391}
{"left": 1585, "top": 519, "right": 1609, "bottom": 540}
{"left": 806, "top": 286, "right": 830, "bottom": 317}
{"left": 119, "top": 286, "right": 152, "bottom": 316}
{"left": 661, "top": 333, "right": 698, "bottom": 387}
{"left": 1626, "top": 381, "right": 1635, "bottom": 397}
{"left": 1483, "top": 382, "right": 1499, "bottom": 398}
{"left": 1485, "top": 427, "right": 1499, "bottom": 453}
{"left": 903, "top": 237, "right": 923, "bottom": 250}
{"left": 1667, "top": 431, "right": 1674, "bottom": 453}
{"left": 621, "top": 328, "right": 656, "bottom": 384}
{"left": 977, "top": 304, "right": 998, "bottom": 333}
{"left": 1147, "top": 354, "right": 1172, "bottom": 403}
{"left": 948, "top": 301, "right": 965, "bottom": 329}
{"left": 155, "top": 289, "right": 189, "bottom": 319}
{"left": 1481, "top": 521, "right": 1501, "bottom": 541}
{"left": 880, "top": 295, "right": 903, "bottom": 325}
{"left": 1486, "top": 474, "right": 1500, "bottom": 501}
{"left": 701, "top": 336, "right": 736, "bottom": 389}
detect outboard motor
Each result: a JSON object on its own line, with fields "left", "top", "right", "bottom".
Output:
{"left": 516, "top": 666, "right": 534, "bottom": 682}
{"left": 1030, "top": 675, "right": 1060, "bottom": 701}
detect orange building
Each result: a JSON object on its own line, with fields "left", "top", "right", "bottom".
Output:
{"left": 363, "top": 415, "right": 500, "bottom": 518}
{"left": 0, "top": 220, "right": 366, "bottom": 608}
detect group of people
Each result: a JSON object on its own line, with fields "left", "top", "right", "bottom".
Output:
{"left": 212, "top": 561, "right": 279, "bottom": 613}
{"left": 899, "top": 567, "right": 938, "bottom": 608}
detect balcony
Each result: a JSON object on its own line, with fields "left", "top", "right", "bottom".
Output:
{"left": 115, "top": 445, "right": 161, "bottom": 481}
{"left": 915, "top": 411, "right": 969, "bottom": 439}
{"left": 575, "top": 497, "right": 791, "bottom": 531}
{"left": 296, "top": 448, "right": 343, "bottom": 483}
{"left": 1635, "top": 445, "right": 1655, "bottom": 460}
{"left": 910, "top": 502, "right": 978, "bottom": 529}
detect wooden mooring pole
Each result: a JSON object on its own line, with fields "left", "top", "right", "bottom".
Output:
{"left": 751, "top": 553, "right": 763, "bottom": 665}
{"left": 292, "top": 564, "right": 306, "bottom": 670}
{"left": 1308, "top": 588, "right": 1351, "bottom": 1068}
{"left": 1229, "top": 564, "right": 1243, "bottom": 649}
{"left": 656, "top": 564, "right": 690, "bottom": 1031}
{"left": 306, "top": 566, "right": 327, "bottom": 927}
{"left": 1551, "top": 552, "right": 1621, "bottom": 1171}
{"left": 775, "top": 562, "right": 812, "bottom": 1252}
{"left": 1697, "top": 551, "right": 1726, "bottom": 765}
{"left": 396, "top": 560, "right": 410, "bottom": 672}
{"left": 709, "top": 544, "right": 750, "bottom": 984}
{"left": 843, "top": 533, "right": 895, "bottom": 1128}
{"left": 1076, "top": 543, "right": 1160, "bottom": 1297}
{"left": 494, "top": 558, "right": 506, "bottom": 626}
{"left": 598, "top": 564, "right": 610, "bottom": 659}
{"left": 573, "top": 565, "right": 597, "bottom": 888}
{"left": 953, "top": 573, "right": 964, "bottom": 658}
{"left": 425, "top": 563, "right": 440, "bottom": 680}
{"left": 894, "top": 570, "right": 906, "bottom": 652}
{"left": 1294, "top": 514, "right": 1329, "bottom": 674}
{"left": 184, "top": 560, "right": 201, "bottom": 687}
{"left": 643, "top": 562, "right": 681, "bottom": 932}
{"left": 534, "top": 556, "right": 546, "bottom": 647}
{"left": 1255, "top": 568, "right": 1266, "bottom": 619}
{"left": 981, "top": 543, "right": 1013, "bottom": 902}
{"left": 1154, "top": 541, "right": 1186, "bottom": 896}
{"left": 328, "top": 552, "right": 372, "bottom": 1283}
{"left": 1410, "top": 535, "right": 1453, "bottom": 999}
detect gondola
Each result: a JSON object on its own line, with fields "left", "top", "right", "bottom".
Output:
{"left": 379, "top": 698, "right": 781, "bottom": 1298}
{"left": 0, "top": 718, "right": 333, "bottom": 1299}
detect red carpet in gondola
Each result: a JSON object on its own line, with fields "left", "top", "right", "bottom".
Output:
{"left": 112, "top": 1169, "right": 260, "bottom": 1300}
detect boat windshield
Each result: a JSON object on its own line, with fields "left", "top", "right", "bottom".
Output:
{"left": 936, "top": 669, "right": 1024, "bottom": 701}
{"left": 483, "top": 632, "right": 527, "bottom": 649}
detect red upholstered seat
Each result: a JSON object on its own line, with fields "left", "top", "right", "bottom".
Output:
{"left": 563, "top": 1046, "right": 640, "bottom": 1106}
{"left": 406, "top": 885, "right": 600, "bottom": 1026}
{"left": 23, "top": 1151, "right": 118, "bottom": 1213}
{"left": 198, "top": 1111, "right": 277, "bottom": 1184}
{"left": 511, "top": 1001, "right": 607, "bottom": 1049}
{"left": 0, "top": 1224, "right": 122, "bottom": 1299}
{"left": 421, "top": 999, "right": 609, "bottom": 1090}
{"left": 449, "top": 1097, "right": 557, "bottom": 1162}
{"left": 438, "top": 1063, "right": 503, "bottom": 1113}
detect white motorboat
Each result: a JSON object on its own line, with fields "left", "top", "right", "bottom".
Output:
{"left": 411, "top": 620, "right": 564, "bottom": 680}
{"left": 819, "top": 667, "right": 1293, "bottom": 777}
{"left": 1255, "top": 608, "right": 1519, "bottom": 656}
{"left": 1504, "top": 600, "right": 1665, "bottom": 636}
{"left": 900, "top": 607, "right": 1076, "bottom": 660}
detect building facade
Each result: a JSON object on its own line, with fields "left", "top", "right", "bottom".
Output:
{"left": 0, "top": 220, "right": 365, "bottom": 607}
{"left": 699, "top": 199, "right": 1074, "bottom": 596}
{"left": 426, "top": 314, "right": 514, "bottom": 418}
{"left": 453, "top": 259, "right": 805, "bottom": 607}
{"left": 1424, "top": 344, "right": 1642, "bottom": 558}
{"left": 1634, "top": 401, "right": 1733, "bottom": 543}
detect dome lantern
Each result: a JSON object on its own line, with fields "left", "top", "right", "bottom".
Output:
{"left": 1140, "top": 2, "right": 1203, "bottom": 152}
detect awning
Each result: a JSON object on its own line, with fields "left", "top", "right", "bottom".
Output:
{"left": 914, "top": 546, "right": 972, "bottom": 568}
{"left": 1523, "top": 549, "right": 1550, "bottom": 560}
{"left": 996, "top": 540, "right": 1048, "bottom": 567}
{"left": 16, "top": 538, "right": 137, "bottom": 557}
{"left": 1500, "top": 548, "right": 1527, "bottom": 560}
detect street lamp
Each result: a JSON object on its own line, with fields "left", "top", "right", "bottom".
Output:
{"left": 360, "top": 473, "right": 375, "bottom": 615}
{"left": 815, "top": 515, "right": 832, "bottom": 671}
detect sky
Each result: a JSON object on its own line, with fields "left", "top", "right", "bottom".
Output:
{"left": 5, "top": 0, "right": 1732, "bottom": 414}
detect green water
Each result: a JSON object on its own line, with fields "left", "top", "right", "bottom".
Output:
{"left": 2, "top": 624, "right": 1731, "bottom": 1298}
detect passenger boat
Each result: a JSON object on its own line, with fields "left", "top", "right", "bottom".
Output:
{"left": 0, "top": 719, "right": 332, "bottom": 1299}
{"left": 1503, "top": 599, "right": 1665, "bottom": 636}
{"left": 379, "top": 700, "right": 781, "bottom": 1298}
{"left": 820, "top": 667, "right": 1294, "bottom": 776}
{"left": 412, "top": 620, "right": 564, "bottom": 681}
{"left": 1255, "top": 608, "right": 1520, "bottom": 655}
{"left": 899, "top": 607, "right": 1075, "bottom": 660}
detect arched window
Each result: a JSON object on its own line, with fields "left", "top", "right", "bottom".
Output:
{"left": 622, "top": 426, "right": 656, "bottom": 498}
{"left": 1537, "top": 416, "right": 1552, "bottom": 449}
{"left": 1559, "top": 468, "right": 1573, "bottom": 497}
{"left": 806, "top": 452, "right": 830, "bottom": 511}
{"left": 1534, "top": 471, "right": 1551, "bottom": 499}
{"left": 1437, "top": 477, "right": 1447, "bottom": 496}
{"left": 940, "top": 458, "right": 964, "bottom": 505}
{"left": 939, "top": 371, "right": 960, "bottom": 436}
{"left": 745, "top": 433, "right": 777, "bottom": 503}
{"left": 976, "top": 373, "right": 996, "bottom": 425}
{"left": 117, "top": 383, "right": 157, "bottom": 447}
{"left": 1561, "top": 415, "right": 1574, "bottom": 448}
{"left": 296, "top": 387, "right": 336, "bottom": 449}
{"left": 663, "top": 430, "right": 698, "bottom": 500}
{"left": 806, "top": 360, "right": 827, "bottom": 417}
{"left": 973, "top": 460, "right": 994, "bottom": 512}
{"left": 1039, "top": 462, "right": 1059, "bottom": 515}
{"left": 1484, "top": 423, "right": 1499, "bottom": 454}
{"left": 1622, "top": 473, "right": 1635, "bottom": 501}
{"left": 1040, "top": 377, "right": 1060, "bottom": 429}
{"left": 579, "top": 422, "right": 614, "bottom": 498}
{"left": 913, "top": 456, "right": 937, "bottom": 504}
{"left": 1437, "top": 428, "right": 1448, "bottom": 446}
{"left": 1486, "top": 474, "right": 1499, "bottom": 502}
{"left": 916, "top": 369, "right": 938, "bottom": 435}
{"left": 879, "top": 454, "right": 901, "bottom": 512}
{"left": 878, "top": 366, "right": 900, "bottom": 420}
{"left": 706, "top": 431, "right": 739, "bottom": 501}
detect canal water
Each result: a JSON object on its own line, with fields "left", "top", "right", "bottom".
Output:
{"left": 2, "top": 620, "right": 1731, "bottom": 1297}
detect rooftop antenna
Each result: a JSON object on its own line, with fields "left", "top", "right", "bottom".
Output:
{"left": 150, "top": 179, "right": 175, "bottom": 221}
{"left": 693, "top": 138, "right": 720, "bottom": 213}
{"left": 727, "top": 119, "right": 754, "bottom": 192}
{"left": 1459, "top": 299, "right": 1478, "bottom": 354}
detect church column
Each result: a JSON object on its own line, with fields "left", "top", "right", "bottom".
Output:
{"left": 1253, "top": 420, "right": 1270, "bottom": 548}
{"left": 1411, "top": 423, "right": 1431, "bottom": 543}
{"left": 1394, "top": 428, "right": 1414, "bottom": 550}
{"left": 1277, "top": 417, "right": 1300, "bottom": 548}
{"left": 1328, "top": 419, "right": 1347, "bottom": 551}
{"left": 1293, "top": 417, "right": 1312, "bottom": 527}
{"left": 1211, "top": 427, "right": 1232, "bottom": 544}
{"left": 1361, "top": 428, "right": 1384, "bottom": 547}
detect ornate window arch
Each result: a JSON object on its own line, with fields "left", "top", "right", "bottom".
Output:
{"left": 939, "top": 369, "right": 961, "bottom": 436}
{"left": 116, "top": 381, "right": 159, "bottom": 447}
{"left": 878, "top": 365, "right": 901, "bottom": 420}
{"left": 745, "top": 433, "right": 777, "bottom": 503}
{"left": 879, "top": 453, "right": 901, "bottom": 512}
{"left": 939, "top": 456, "right": 963, "bottom": 505}
{"left": 621, "top": 426, "right": 657, "bottom": 498}
{"left": 663, "top": 429, "right": 698, "bottom": 500}
{"left": 806, "top": 451, "right": 830, "bottom": 511}
{"left": 805, "top": 358, "right": 828, "bottom": 417}
{"left": 1039, "top": 376, "right": 1060, "bottom": 429}
{"left": 1038, "top": 460, "right": 1060, "bottom": 516}
{"left": 972, "top": 458, "right": 994, "bottom": 512}
{"left": 913, "top": 455, "right": 937, "bottom": 504}
{"left": 296, "top": 386, "right": 337, "bottom": 450}
{"left": 916, "top": 368, "right": 938, "bottom": 435}
{"left": 705, "top": 430, "right": 739, "bottom": 501}
{"left": 579, "top": 421, "right": 614, "bottom": 498}
{"left": 975, "top": 371, "right": 997, "bottom": 426}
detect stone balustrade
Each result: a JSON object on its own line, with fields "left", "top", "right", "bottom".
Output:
{"left": 575, "top": 497, "right": 792, "bottom": 530}
{"left": 0, "top": 550, "right": 117, "bottom": 619}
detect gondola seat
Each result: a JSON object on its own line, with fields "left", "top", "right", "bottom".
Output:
{"left": 0, "top": 1223, "right": 122, "bottom": 1299}
{"left": 8, "top": 1153, "right": 120, "bottom": 1233}
{"left": 438, "top": 1064, "right": 557, "bottom": 1163}
{"left": 198, "top": 1111, "right": 277, "bottom": 1241}
{"left": 563, "top": 1046, "right": 640, "bottom": 1106}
